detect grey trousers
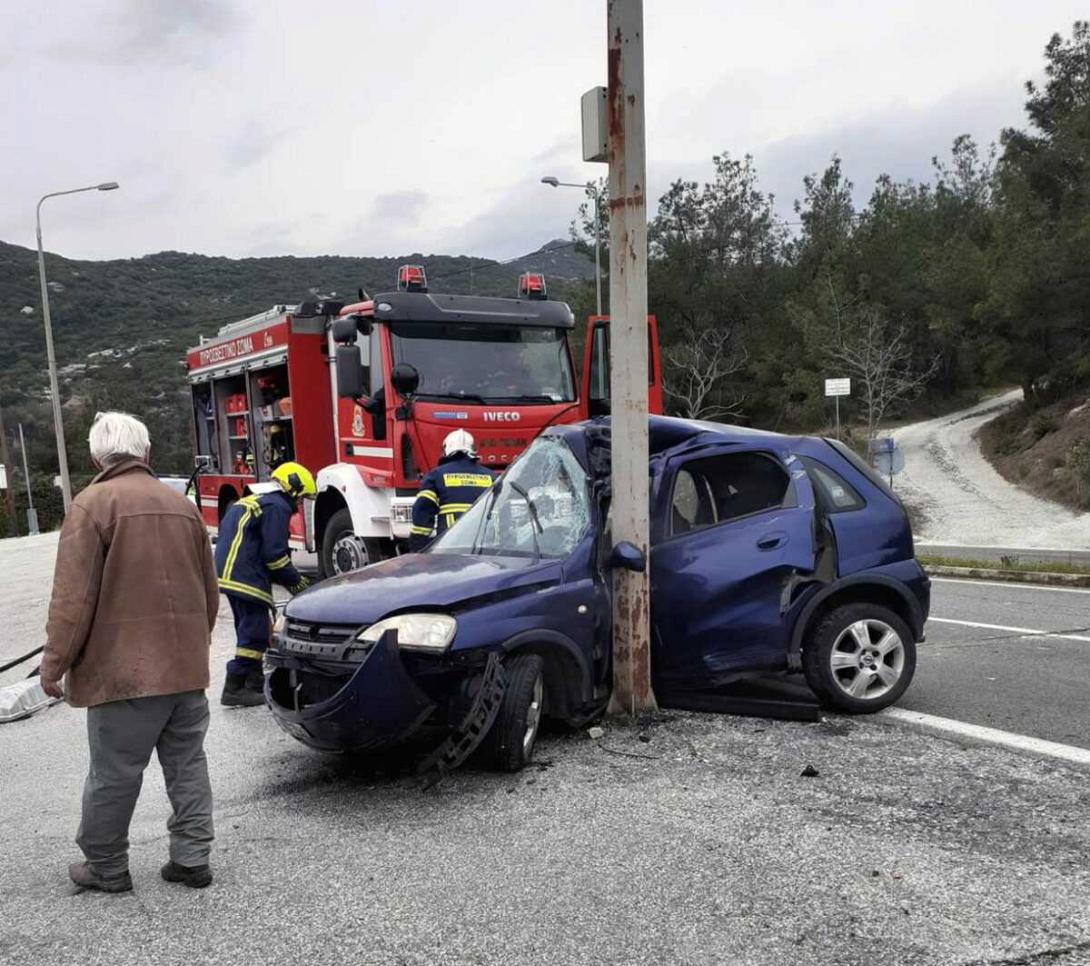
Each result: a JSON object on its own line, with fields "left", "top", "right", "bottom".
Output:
{"left": 77, "top": 690, "right": 214, "bottom": 876}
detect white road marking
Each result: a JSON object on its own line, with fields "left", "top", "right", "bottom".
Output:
{"left": 882, "top": 708, "right": 1090, "bottom": 767}
{"left": 929, "top": 616, "right": 1090, "bottom": 644}
{"left": 931, "top": 576, "right": 1090, "bottom": 596}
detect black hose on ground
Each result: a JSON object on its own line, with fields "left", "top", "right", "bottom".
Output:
{"left": 0, "top": 646, "right": 44, "bottom": 675}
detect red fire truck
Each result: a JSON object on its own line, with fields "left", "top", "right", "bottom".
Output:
{"left": 186, "top": 266, "right": 663, "bottom": 577}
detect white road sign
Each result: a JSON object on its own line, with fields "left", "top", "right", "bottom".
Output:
{"left": 825, "top": 377, "right": 851, "bottom": 397}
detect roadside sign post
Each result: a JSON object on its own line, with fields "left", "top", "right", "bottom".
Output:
{"left": 601, "top": 0, "right": 656, "bottom": 715}
{"left": 18, "top": 425, "right": 38, "bottom": 536}
{"left": 824, "top": 377, "right": 851, "bottom": 439}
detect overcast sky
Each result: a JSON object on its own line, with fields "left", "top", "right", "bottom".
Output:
{"left": 1, "top": 1, "right": 1083, "bottom": 263}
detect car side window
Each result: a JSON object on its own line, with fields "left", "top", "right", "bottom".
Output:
{"left": 668, "top": 452, "right": 790, "bottom": 537}
{"left": 798, "top": 456, "right": 865, "bottom": 512}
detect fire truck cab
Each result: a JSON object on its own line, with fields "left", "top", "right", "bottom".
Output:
{"left": 186, "top": 267, "right": 662, "bottom": 577}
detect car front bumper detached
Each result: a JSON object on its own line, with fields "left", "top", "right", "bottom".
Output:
{"left": 265, "top": 629, "right": 435, "bottom": 753}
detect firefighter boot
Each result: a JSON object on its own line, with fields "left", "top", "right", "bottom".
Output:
{"left": 220, "top": 670, "right": 265, "bottom": 707}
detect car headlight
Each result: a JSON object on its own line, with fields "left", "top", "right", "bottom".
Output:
{"left": 359, "top": 613, "right": 456, "bottom": 653}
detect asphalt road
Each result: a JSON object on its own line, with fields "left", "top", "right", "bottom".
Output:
{"left": 3, "top": 536, "right": 1090, "bottom": 966}
{"left": 900, "top": 576, "right": 1090, "bottom": 750}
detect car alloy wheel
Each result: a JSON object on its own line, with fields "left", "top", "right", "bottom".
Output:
{"left": 523, "top": 673, "right": 544, "bottom": 757}
{"left": 828, "top": 618, "right": 905, "bottom": 701}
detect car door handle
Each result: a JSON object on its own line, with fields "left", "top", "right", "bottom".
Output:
{"left": 757, "top": 531, "right": 787, "bottom": 551}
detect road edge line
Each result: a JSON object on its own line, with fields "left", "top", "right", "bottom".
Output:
{"left": 880, "top": 708, "right": 1090, "bottom": 769}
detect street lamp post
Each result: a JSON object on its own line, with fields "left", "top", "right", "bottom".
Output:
{"left": 35, "top": 181, "right": 119, "bottom": 512}
{"left": 541, "top": 176, "right": 603, "bottom": 316}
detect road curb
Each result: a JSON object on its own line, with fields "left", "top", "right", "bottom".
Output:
{"left": 924, "top": 564, "right": 1090, "bottom": 587}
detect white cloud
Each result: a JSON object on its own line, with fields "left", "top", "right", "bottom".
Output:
{"left": 0, "top": 0, "right": 1083, "bottom": 261}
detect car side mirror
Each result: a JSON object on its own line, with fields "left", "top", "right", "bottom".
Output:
{"left": 391, "top": 362, "right": 420, "bottom": 397}
{"left": 331, "top": 314, "right": 363, "bottom": 345}
{"left": 607, "top": 540, "right": 646, "bottom": 572}
{"left": 335, "top": 345, "right": 366, "bottom": 399}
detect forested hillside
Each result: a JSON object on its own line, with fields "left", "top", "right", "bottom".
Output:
{"left": 0, "top": 241, "right": 592, "bottom": 531}
{"left": 3, "top": 20, "right": 1088, "bottom": 533}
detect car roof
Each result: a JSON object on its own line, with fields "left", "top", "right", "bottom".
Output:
{"left": 548, "top": 415, "right": 796, "bottom": 458}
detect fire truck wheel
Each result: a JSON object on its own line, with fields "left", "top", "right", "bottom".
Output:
{"left": 320, "top": 508, "right": 386, "bottom": 577}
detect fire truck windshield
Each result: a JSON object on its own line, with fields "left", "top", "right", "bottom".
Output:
{"left": 389, "top": 322, "right": 575, "bottom": 404}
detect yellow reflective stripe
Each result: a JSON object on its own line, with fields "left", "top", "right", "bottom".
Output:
{"left": 439, "top": 503, "right": 471, "bottom": 513}
{"left": 266, "top": 555, "right": 291, "bottom": 570}
{"left": 441, "top": 473, "right": 493, "bottom": 488}
{"left": 222, "top": 506, "right": 255, "bottom": 582}
{"left": 417, "top": 489, "right": 439, "bottom": 505}
{"left": 410, "top": 525, "right": 432, "bottom": 535}
{"left": 218, "top": 578, "right": 275, "bottom": 606}
{"left": 235, "top": 647, "right": 264, "bottom": 661}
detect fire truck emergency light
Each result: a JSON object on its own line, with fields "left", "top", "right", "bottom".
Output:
{"left": 397, "top": 265, "right": 428, "bottom": 292}
{"left": 518, "top": 273, "right": 547, "bottom": 300}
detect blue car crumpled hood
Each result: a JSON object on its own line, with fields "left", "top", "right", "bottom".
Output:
{"left": 286, "top": 552, "right": 558, "bottom": 627}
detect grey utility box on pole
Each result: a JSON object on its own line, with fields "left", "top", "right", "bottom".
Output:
{"left": 581, "top": 86, "right": 608, "bottom": 163}
{"left": 603, "top": 0, "right": 656, "bottom": 714}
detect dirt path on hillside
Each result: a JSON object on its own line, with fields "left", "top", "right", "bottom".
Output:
{"left": 891, "top": 389, "right": 1090, "bottom": 549}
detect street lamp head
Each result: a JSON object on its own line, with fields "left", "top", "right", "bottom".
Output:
{"left": 540, "top": 176, "right": 559, "bottom": 187}
{"left": 97, "top": 182, "right": 120, "bottom": 191}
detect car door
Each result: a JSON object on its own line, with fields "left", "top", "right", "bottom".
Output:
{"left": 650, "top": 447, "right": 818, "bottom": 695}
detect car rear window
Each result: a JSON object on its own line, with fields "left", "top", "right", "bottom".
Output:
{"left": 798, "top": 456, "right": 865, "bottom": 512}
{"left": 823, "top": 438, "right": 902, "bottom": 505}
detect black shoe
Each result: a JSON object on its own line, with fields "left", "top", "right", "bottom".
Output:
{"left": 160, "top": 861, "right": 213, "bottom": 889}
{"left": 69, "top": 861, "right": 133, "bottom": 893}
{"left": 220, "top": 673, "right": 265, "bottom": 707}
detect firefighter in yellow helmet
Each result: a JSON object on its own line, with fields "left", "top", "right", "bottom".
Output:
{"left": 214, "top": 462, "right": 316, "bottom": 706}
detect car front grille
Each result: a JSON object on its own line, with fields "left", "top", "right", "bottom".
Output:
{"left": 279, "top": 619, "right": 370, "bottom": 662}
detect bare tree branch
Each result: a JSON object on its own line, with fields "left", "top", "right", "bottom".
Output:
{"left": 827, "top": 306, "right": 938, "bottom": 438}
{"left": 664, "top": 325, "right": 748, "bottom": 421}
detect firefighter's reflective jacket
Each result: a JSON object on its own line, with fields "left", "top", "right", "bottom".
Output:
{"left": 410, "top": 454, "right": 496, "bottom": 551}
{"left": 215, "top": 491, "right": 303, "bottom": 606}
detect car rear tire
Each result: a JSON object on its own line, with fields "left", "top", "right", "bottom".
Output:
{"left": 802, "top": 603, "right": 916, "bottom": 714}
{"left": 320, "top": 508, "right": 387, "bottom": 578}
{"left": 479, "top": 654, "right": 545, "bottom": 772}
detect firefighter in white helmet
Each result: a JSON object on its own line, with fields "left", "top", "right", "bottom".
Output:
{"left": 409, "top": 430, "right": 496, "bottom": 551}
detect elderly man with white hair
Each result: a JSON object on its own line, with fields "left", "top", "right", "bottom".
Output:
{"left": 40, "top": 411, "right": 220, "bottom": 893}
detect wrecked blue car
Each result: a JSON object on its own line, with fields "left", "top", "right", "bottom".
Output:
{"left": 264, "top": 416, "right": 930, "bottom": 771}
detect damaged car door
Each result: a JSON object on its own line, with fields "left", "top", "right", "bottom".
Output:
{"left": 650, "top": 447, "right": 819, "bottom": 695}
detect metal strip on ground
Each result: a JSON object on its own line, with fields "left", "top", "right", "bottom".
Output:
{"left": 881, "top": 707, "right": 1090, "bottom": 767}
{"left": 929, "top": 616, "right": 1090, "bottom": 643}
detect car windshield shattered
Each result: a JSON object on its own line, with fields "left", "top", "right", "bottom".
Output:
{"left": 429, "top": 437, "right": 591, "bottom": 558}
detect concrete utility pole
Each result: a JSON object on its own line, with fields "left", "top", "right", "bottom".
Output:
{"left": 36, "top": 181, "right": 119, "bottom": 513}
{"left": 606, "top": 0, "right": 656, "bottom": 715}
{"left": 0, "top": 406, "right": 17, "bottom": 536}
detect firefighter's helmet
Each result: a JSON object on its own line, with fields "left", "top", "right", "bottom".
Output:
{"left": 271, "top": 461, "right": 316, "bottom": 499}
{"left": 442, "top": 429, "right": 476, "bottom": 457}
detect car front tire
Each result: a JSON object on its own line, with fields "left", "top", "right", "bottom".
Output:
{"left": 802, "top": 603, "right": 916, "bottom": 714}
{"left": 479, "top": 653, "right": 545, "bottom": 772}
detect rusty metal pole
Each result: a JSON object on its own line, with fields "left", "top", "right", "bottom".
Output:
{"left": 606, "top": 0, "right": 656, "bottom": 715}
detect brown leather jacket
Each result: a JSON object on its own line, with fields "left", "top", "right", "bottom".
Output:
{"left": 41, "top": 459, "right": 219, "bottom": 707}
